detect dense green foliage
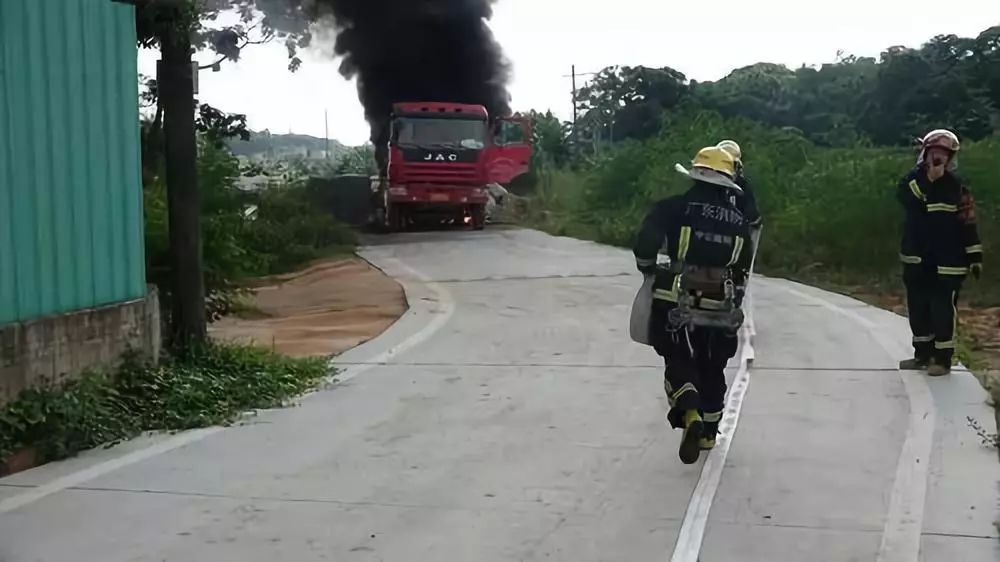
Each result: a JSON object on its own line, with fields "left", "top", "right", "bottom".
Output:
{"left": 144, "top": 140, "right": 357, "bottom": 323}
{"left": 571, "top": 26, "right": 1000, "bottom": 149}
{"left": 332, "top": 144, "right": 379, "bottom": 176}
{"left": 0, "top": 343, "right": 330, "bottom": 463}
{"left": 528, "top": 109, "right": 999, "bottom": 306}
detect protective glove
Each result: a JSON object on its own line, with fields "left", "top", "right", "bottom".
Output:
{"left": 970, "top": 263, "right": 982, "bottom": 280}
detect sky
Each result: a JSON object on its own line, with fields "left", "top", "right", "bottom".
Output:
{"left": 137, "top": 0, "right": 1000, "bottom": 146}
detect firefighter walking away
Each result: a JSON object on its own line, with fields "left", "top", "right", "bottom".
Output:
{"left": 633, "top": 146, "right": 754, "bottom": 464}
{"left": 716, "top": 139, "right": 763, "bottom": 231}
{"left": 897, "top": 129, "right": 983, "bottom": 376}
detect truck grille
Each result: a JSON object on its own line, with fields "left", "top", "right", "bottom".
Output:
{"left": 400, "top": 163, "right": 479, "bottom": 184}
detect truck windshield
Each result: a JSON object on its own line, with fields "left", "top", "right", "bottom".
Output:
{"left": 393, "top": 117, "right": 486, "bottom": 150}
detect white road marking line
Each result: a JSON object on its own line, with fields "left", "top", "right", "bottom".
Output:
{"left": 0, "top": 428, "right": 222, "bottom": 514}
{"left": 0, "top": 255, "right": 453, "bottom": 515}
{"left": 328, "top": 257, "right": 455, "bottom": 385}
{"left": 670, "top": 290, "right": 756, "bottom": 562}
{"left": 876, "top": 371, "right": 936, "bottom": 562}
{"left": 781, "top": 285, "right": 936, "bottom": 562}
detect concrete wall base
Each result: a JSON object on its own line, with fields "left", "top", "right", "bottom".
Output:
{"left": 0, "top": 288, "right": 161, "bottom": 407}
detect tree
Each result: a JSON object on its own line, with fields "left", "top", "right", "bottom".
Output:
{"left": 334, "top": 145, "right": 378, "bottom": 176}
{"left": 528, "top": 110, "right": 571, "bottom": 166}
{"left": 569, "top": 26, "right": 1000, "bottom": 151}
{"left": 787, "top": 56, "right": 878, "bottom": 146}
{"left": 861, "top": 40, "right": 995, "bottom": 144}
{"left": 142, "top": 2, "right": 208, "bottom": 347}
{"left": 694, "top": 63, "right": 798, "bottom": 129}
{"left": 574, "top": 65, "right": 689, "bottom": 146}
{"left": 133, "top": 0, "right": 313, "bottom": 349}
{"left": 196, "top": 103, "right": 252, "bottom": 149}
{"left": 972, "top": 26, "right": 1000, "bottom": 104}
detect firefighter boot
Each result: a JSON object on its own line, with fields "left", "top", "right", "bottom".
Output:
{"left": 929, "top": 341, "right": 955, "bottom": 377}
{"left": 699, "top": 425, "right": 718, "bottom": 450}
{"left": 927, "top": 361, "right": 951, "bottom": 377}
{"left": 700, "top": 411, "right": 722, "bottom": 450}
{"left": 899, "top": 357, "right": 930, "bottom": 370}
{"left": 679, "top": 410, "right": 704, "bottom": 465}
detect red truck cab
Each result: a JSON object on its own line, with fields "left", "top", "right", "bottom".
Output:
{"left": 373, "top": 102, "right": 532, "bottom": 231}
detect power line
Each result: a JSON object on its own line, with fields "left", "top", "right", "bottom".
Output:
{"left": 560, "top": 70, "right": 602, "bottom": 78}
{"left": 563, "top": 65, "right": 603, "bottom": 146}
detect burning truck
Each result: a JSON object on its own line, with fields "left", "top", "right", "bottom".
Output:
{"left": 311, "top": 0, "right": 525, "bottom": 231}
{"left": 369, "top": 102, "right": 532, "bottom": 232}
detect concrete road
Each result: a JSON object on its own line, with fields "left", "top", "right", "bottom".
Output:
{"left": 0, "top": 229, "right": 996, "bottom": 561}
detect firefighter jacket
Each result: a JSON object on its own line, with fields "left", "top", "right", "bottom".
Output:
{"left": 897, "top": 166, "right": 983, "bottom": 277}
{"left": 633, "top": 181, "right": 755, "bottom": 306}
{"left": 735, "top": 175, "right": 763, "bottom": 228}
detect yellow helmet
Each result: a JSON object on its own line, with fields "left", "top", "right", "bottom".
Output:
{"left": 677, "top": 146, "right": 741, "bottom": 191}
{"left": 691, "top": 146, "right": 736, "bottom": 178}
{"left": 716, "top": 140, "right": 742, "bottom": 163}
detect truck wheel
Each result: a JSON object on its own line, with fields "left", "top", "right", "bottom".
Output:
{"left": 471, "top": 205, "right": 486, "bottom": 230}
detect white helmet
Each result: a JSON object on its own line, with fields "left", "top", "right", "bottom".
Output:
{"left": 921, "top": 129, "right": 960, "bottom": 152}
{"left": 918, "top": 129, "right": 960, "bottom": 166}
{"left": 716, "top": 140, "right": 742, "bottom": 163}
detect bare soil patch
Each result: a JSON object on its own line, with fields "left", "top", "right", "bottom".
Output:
{"left": 210, "top": 258, "right": 407, "bottom": 358}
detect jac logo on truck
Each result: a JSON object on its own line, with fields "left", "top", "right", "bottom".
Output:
{"left": 424, "top": 152, "right": 459, "bottom": 162}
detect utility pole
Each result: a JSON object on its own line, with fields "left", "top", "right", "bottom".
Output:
{"left": 158, "top": 15, "right": 207, "bottom": 348}
{"left": 325, "top": 109, "right": 331, "bottom": 160}
{"left": 571, "top": 65, "right": 578, "bottom": 136}
{"left": 563, "top": 66, "right": 599, "bottom": 152}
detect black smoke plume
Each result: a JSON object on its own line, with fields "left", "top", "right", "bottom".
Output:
{"left": 309, "top": 0, "right": 512, "bottom": 151}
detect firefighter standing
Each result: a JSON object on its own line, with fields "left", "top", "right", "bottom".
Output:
{"left": 633, "top": 146, "right": 754, "bottom": 464}
{"left": 897, "top": 129, "right": 983, "bottom": 376}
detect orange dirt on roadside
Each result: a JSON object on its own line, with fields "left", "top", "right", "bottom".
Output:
{"left": 210, "top": 258, "right": 407, "bottom": 358}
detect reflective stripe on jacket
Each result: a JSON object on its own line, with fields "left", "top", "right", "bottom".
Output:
{"left": 897, "top": 166, "right": 982, "bottom": 275}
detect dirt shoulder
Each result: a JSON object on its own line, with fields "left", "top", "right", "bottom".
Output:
{"left": 210, "top": 258, "right": 407, "bottom": 358}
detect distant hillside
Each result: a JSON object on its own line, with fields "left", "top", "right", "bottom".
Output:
{"left": 227, "top": 131, "right": 349, "bottom": 161}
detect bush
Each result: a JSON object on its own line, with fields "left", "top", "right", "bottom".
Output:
{"left": 244, "top": 184, "right": 357, "bottom": 275}
{"left": 144, "top": 139, "right": 358, "bottom": 323}
{"left": 0, "top": 343, "right": 330, "bottom": 463}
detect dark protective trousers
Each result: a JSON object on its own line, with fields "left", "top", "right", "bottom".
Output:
{"left": 903, "top": 265, "right": 963, "bottom": 366}
{"left": 650, "top": 304, "right": 739, "bottom": 438}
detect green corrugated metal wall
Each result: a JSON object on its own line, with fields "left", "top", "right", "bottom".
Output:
{"left": 0, "top": 0, "right": 145, "bottom": 325}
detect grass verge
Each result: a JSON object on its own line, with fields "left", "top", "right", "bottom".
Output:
{"left": 0, "top": 343, "right": 331, "bottom": 467}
